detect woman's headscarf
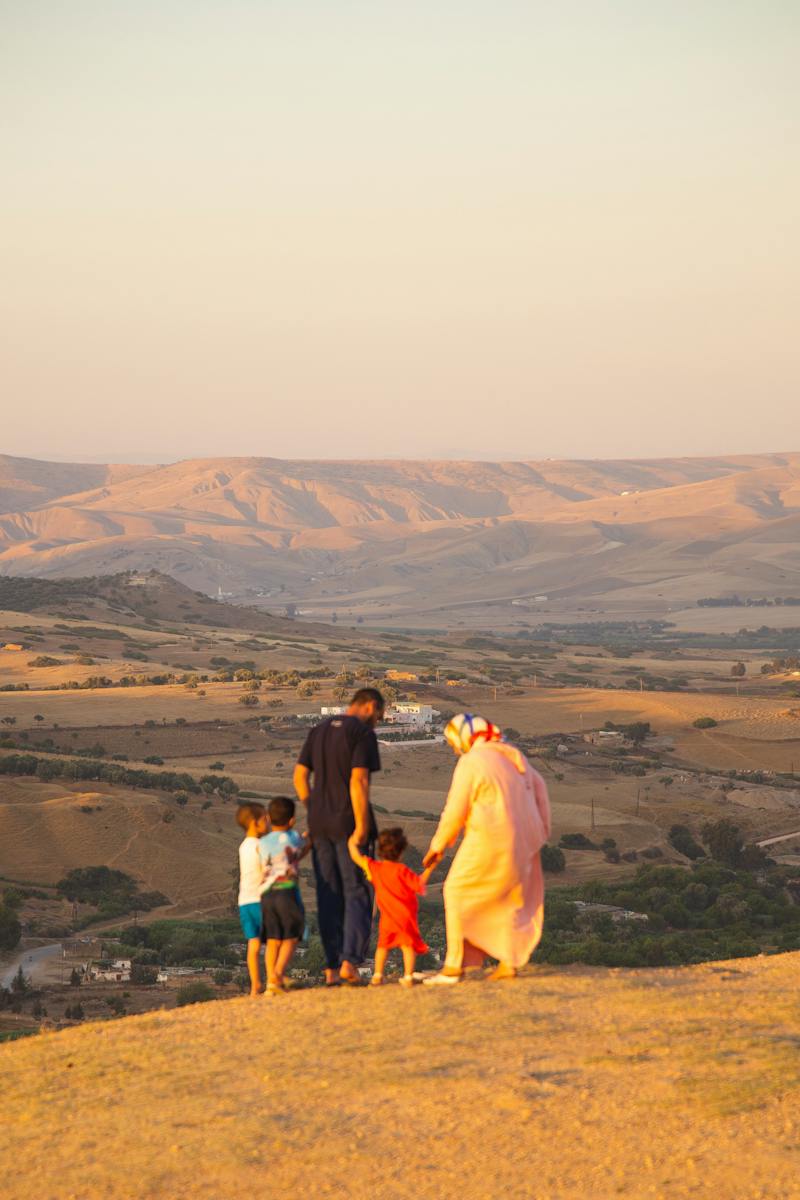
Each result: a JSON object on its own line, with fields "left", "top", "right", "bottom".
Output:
{"left": 444, "top": 712, "right": 503, "bottom": 756}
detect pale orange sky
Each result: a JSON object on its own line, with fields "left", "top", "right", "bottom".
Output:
{"left": 1, "top": 2, "right": 798, "bottom": 463}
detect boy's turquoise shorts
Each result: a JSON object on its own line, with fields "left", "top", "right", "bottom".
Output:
{"left": 239, "top": 902, "right": 263, "bottom": 941}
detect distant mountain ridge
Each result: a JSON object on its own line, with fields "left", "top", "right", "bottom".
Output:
{"left": 1, "top": 452, "right": 799, "bottom": 623}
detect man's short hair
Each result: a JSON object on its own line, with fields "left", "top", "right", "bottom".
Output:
{"left": 268, "top": 795, "right": 296, "bottom": 826}
{"left": 236, "top": 802, "right": 266, "bottom": 831}
{"left": 377, "top": 826, "right": 407, "bottom": 862}
{"left": 351, "top": 686, "right": 385, "bottom": 715}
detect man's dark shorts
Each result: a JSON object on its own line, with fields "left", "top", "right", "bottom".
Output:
{"left": 261, "top": 888, "right": 304, "bottom": 941}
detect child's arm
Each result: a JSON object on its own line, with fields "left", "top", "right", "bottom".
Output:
{"left": 296, "top": 831, "right": 312, "bottom": 862}
{"left": 347, "top": 837, "right": 370, "bottom": 874}
{"left": 419, "top": 861, "right": 439, "bottom": 887}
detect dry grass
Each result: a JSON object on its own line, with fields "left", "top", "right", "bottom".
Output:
{"left": 3, "top": 953, "right": 800, "bottom": 1199}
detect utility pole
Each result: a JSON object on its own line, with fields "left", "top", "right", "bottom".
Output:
{"left": 640, "top": 677, "right": 644, "bottom": 693}
{"left": 493, "top": 686, "right": 498, "bottom": 703}
{"left": 636, "top": 787, "right": 641, "bottom": 817}
{"left": 533, "top": 673, "right": 537, "bottom": 689}
{"left": 590, "top": 796, "right": 596, "bottom": 830}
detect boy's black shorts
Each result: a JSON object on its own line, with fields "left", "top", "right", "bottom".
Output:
{"left": 261, "top": 888, "right": 304, "bottom": 941}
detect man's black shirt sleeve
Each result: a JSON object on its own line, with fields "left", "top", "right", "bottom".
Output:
{"left": 352, "top": 725, "right": 381, "bottom": 774}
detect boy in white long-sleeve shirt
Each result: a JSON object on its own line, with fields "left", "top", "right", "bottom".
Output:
{"left": 236, "top": 802, "right": 269, "bottom": 995}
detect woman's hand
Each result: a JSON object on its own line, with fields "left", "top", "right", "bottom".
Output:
{"left": 423, "top": 848, "right": 443, "bottom": 869}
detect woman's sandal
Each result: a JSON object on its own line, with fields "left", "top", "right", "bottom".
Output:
{"left": 422, "top": 971, "right": 464, "bottom": 986}
{"left": 486, "top": 965, "right": 518, "bottom": 981}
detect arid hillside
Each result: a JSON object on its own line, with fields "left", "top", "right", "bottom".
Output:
{"left": 2, "top": 452, "right": 800, "bottom": 626}
{"left": 3, "top": 953, "right": 800, "bottom": 1199}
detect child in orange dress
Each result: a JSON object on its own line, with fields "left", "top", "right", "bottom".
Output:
{"left": 349, "top": 826, "right": 438, "bottom": 988}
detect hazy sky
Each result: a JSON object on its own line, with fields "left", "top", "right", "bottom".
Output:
{"left": 2, "top": 1, "right": 798, "bottom": 464}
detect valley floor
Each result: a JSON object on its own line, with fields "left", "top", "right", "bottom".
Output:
{"left": 2, "top": 954, "right": 799, "bottom": 1199}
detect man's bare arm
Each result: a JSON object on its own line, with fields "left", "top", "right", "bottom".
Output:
{"left": 349, "top": 766, "right": 370, "bottom": 846}
{"left": 293, "top": 764, "right": 311, "bottom": 806}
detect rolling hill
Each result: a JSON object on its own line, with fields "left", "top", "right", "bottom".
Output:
{"left": 3, "top": 954, "right": 800, "bottom": 1199}
{"left": 2, "top": 452, "right": 799, "bottom": 626}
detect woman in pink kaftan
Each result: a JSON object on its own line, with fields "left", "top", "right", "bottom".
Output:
{"left": 423, "top": 714, "right": 551, "bottom": 983}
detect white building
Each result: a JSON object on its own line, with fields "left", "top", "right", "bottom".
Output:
{"left": 384, "top": 703, "right": 435, "bottom": 728}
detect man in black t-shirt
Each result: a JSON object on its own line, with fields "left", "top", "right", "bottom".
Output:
{"left": 294, "top": 687, "right": 384, "bottom": 985}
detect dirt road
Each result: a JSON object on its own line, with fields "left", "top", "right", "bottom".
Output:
{"left": 0, "top": 942, "right": 63, "bottom": 990}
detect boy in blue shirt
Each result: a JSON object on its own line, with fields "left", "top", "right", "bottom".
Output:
{"left": 259, "top": 796, "right": 310, "bottom": 993}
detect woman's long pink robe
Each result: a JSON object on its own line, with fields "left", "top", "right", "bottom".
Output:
{"left": 430, "top": 741, "right": 552, "bottom": 970}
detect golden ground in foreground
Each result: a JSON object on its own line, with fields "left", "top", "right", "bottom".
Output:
{"left": 3, "top": 954, "right": 800, "bottom": 1200}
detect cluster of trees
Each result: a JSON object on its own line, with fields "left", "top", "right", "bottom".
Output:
{"left": 698, "top": 596, "right": 800, "bottom": 608}
{"left": 109, "top": 919, "right": 242, "bottom": 968}
{"left": 537, "top": 858, "right": 800, "bottom": 967}
{"left": 761, "top": 655, "right": 800, "bottom": 674}
{"left": 57, "top": 867, "right": 169, "bottom": 922}
{"left": 603, "top": 720, "right": 652, "bottom": 745}
{"left": 0, "top": 752, "right": 239, "bottom": 798}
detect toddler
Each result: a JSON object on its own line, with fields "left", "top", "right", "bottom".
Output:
{"left": 350, "top": 827, "right": 437, "bottom": 987}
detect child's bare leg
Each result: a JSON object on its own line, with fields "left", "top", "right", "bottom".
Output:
{"left": 372, "top": 946, "right": 388, "bottom": 984}
{"left": 275, "top": 938, "right": 297, "bottom": 984}
{"left": 246, "top": 937, "right": 263, "bottom": 995}
{"left": 265, "top": 939, "right": 281, "bottom": 989}
{"left": 400, "top": 945, "right": 416, "bottom": 987}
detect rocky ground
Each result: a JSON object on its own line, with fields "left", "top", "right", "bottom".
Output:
{"left": 3, "top": 953, "right": 800, "bottom": 1199}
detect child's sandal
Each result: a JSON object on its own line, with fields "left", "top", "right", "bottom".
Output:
{"left": 369, "top": 974, "right": 384, "bottom": 987}
{"left": 399, "top": 975, "right": 415, "bottom": 989}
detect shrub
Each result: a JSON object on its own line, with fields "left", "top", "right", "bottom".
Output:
{"left": 176, "top": 981, "right": 216, "bottom": 1007}
{"left": 559, "top": 833, "right": 597, "bottom": 850}
{"left": 693, "top": 717, "right": 718, "bottom": 729}
{"left": 541, "top": 844, "right": 566, "bottom": 873}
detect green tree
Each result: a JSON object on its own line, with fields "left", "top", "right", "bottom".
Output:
{"left": 701, "top": 819, "right": 743, "bottom": 866}
{"left": 10, "top": 965, "right": 30, "bottom": 993}
{"left": 541, "top": 844, "right": 566, "bottom": 873}
{"left": 626, "top": 722, "right": 650, "bottom": 747}
{"left": 0, "top": 905, "right": 22, "bottom": 951}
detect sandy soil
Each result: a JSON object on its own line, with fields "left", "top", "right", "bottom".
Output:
{"left": 3, "top": 954, "right": 800, "bottom": 1199}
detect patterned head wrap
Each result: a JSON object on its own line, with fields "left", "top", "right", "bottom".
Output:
{"left": 444, "top": 713, "right": 503, "bottom": 756}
